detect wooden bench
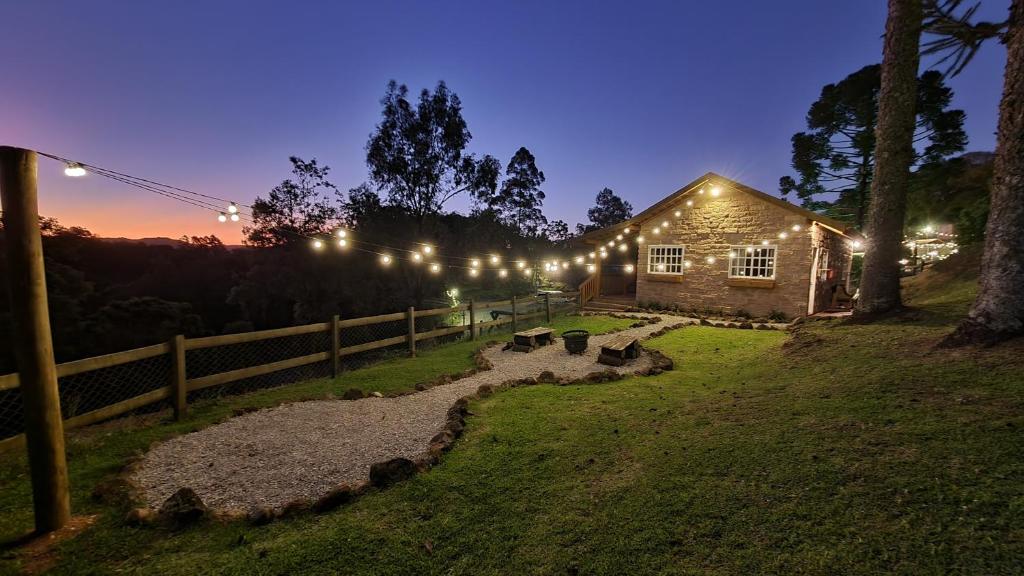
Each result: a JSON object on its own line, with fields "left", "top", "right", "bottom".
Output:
{"left": 512, "top": 327, "right": 555, "bottom": 352}
{"left": 597, "top": 334, "right": 639, "bottom": 366}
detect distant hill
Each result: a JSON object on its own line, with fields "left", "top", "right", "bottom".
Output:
{"left": 97, "top": 236, "right": 247, "bottom": 250}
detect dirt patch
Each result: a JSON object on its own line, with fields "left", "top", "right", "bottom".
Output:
{"left": 782, "top": 330, "right": 824, "bottom": 353}
{"left": 8, "top": 515, "right": 98, "bottom": 575}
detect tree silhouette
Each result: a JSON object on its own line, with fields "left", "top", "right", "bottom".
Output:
{"left": 478, "top": 147, "right": 548, "bottom": 236}
{"left": 578, "top": 188, "right": 633, "bottom": 234}
{"left": 244, "top": 157, "right": 342, "bottom": 247}
{"left": 780, "top": 64, "right": 966, "bottom": 228}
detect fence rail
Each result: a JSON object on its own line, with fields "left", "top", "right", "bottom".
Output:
{"left": 0, "top": 292, "right": 580, "bottom": 451}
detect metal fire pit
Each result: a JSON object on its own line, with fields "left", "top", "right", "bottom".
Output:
{"left": 561, "top": 330, "right": 590, "bottom": 354}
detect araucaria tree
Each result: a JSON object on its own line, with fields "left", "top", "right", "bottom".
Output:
{"left": 480, "top": 147, "right": 548, "bottom": 236}
{"left": 926, "top": 0, "right": 1024, "bottom": 345}
{"left": 780, "top": 64, "right": 966, "bottom": 228}
{"left": 366, "top": 80, "right": 499, "bottom": 224}
{"left": 577, "top": 188, "right": 633, "bottom": 234}
{"left": 856, "top": 0, "right": 925, "bottom": 315}
{"left": 245, "top": 157, "right": 341, "bottom": 247}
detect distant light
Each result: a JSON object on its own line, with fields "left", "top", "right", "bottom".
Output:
{"left": 574, "top": 256, "right": 584, "bottom": 264}
{"left": 637, "top": 236, "right": 645, "bottom": 243}
{"left": 618, "top": 243, "right": 627, "bottom": 252}
{"left": 516, "top": 260, "right": 526, "bottom": 269}
{"left": 380, "top": 255, "right": 392, "bottom": 265}
{"left": 684, "top": 260, "right": 692, "bottom": 268}
{"left": 778, "top": 232, "right": 788, "bottom": 239}
{"left": 228, "top": 203, "right": 239, "bottom": 214}
{"left": 470, "top": 258, "right": 480, "bottom": 268}
{"left": 338, "top": 238, "right": 348, "bottom": 247}
{"left": 490, "top": 254, "right": 500, "bottom": 264}
{"left": 761, "top": 240, "right": 769, "bottom": 246}
{"left": 337, "top": 230, "right": 347, "bottom": 238}
{"left": 616, "top": 234, "right": 623, "bottom": 241}
{"left": 674, "top": 210, "right": 682, "bottom": 217}
{"left": 422, "top": 245, "right": 433, "bottom": 254}
{"left": 469, "top": 268, "right": 479, "bottom": 277}
{"left": 63, "top": 163, "right": 86, "bottom": 177}
{"left": 792, "top": 224, "right": 802, "bottom": 232}
{"left": 710, "top": 186, "right": 721, "bottom": 197}
{"left": 412, "top": 252, "right": 423, "bottom": 262}
{"left": 662, "top": 221, "right": 669, "bottom": 228}
{"left": 685, "top": 200, "right": 694, "bottom": 207}
{"left": 498, "top": 268, "right": 508, "bottom": 278}
{"left": 430, "top": 263, "right": 441, "bottom": 273}
{"left": 653, "top": 228, "right": 661, "bottom": 235}
{"left": 312, "top": 239, "right": 324, "bottom": 250}
{"left": 624, "top": 264, "right": 635, "bottom": 273}
{"left": 217, "top": 213, "right": 227, "bottom": 223}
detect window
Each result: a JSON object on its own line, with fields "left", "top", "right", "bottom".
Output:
{"left": 817, "top": 248, "right": 830, "bottom": 281}
{"left": 647, "top": 245, "right": 685, "bottom": 275}
{"left": 728, "top": 245, "right": 777, "bottom": 279}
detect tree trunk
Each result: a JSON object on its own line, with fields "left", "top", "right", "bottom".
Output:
{"left": 856, "top": 0, "right": 923, "bottom": 315}
{"left": 944, "top": 0, "right": 1024, "bottom": 345}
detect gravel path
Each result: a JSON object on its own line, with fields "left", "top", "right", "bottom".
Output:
{"left": 133, "top": 316, "right": 669, "bottom": 512}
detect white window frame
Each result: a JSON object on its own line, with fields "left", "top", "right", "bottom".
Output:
{"left": 817, "top": 248, "right": 830, "bottom": 281}
{"left": 728, "top": 245, "right": 777, "bottom": 280}
{"left": 647, "top": 244, "right": 686, "bottom": 275}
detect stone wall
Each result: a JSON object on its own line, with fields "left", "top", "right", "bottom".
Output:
{"left": 631, "top": 188, "right": 816, "bottom": 319}
{"left": 808, "top": 224, "right": 855, "bottom": 314}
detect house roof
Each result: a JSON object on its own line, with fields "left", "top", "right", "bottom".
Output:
{"left": 580, "top": 172, "right": 861, "bottom": 243}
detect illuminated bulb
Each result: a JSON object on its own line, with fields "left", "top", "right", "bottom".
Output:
{"left": 686, "top": 200, "right": 694, "bottom": 207}
{"left": 469, "top": 268, "right": 479, "bottom": 277}
{"left": 706, "top": 256, "right": 716, "bottom": 264}
{"left": 616, "top": 234, "right": 623, "bottom": 241}
{"left": 470, "top": 259, "right": 480, "bottom": 268}
{"left": 624, "top": 264, "right": 635, "bottom": 273}
{"left": 338, "top": 238, "right": 348, "bottom": 247}
{"left": 562, "top": 261, "right": 569, "bottom": 269}
{"left": 490, "top": 255, "right": 500, "bottom": 264}
{"left": 710, "top": 186, "right": 721, "bottom": 197}
{"left": 792, "top": 224, "right": 802, "bottom": 232}
{"left": 588, "top": 252, "right": 596, "bottom": 259}
{"left": 746, "top": 247, "right": 754, "bottom": 253}
{"left": 656, "top": 263, "right": 666, "bottom": 271}
{"left": 313, "top": 239, "right": 324, "bottom": 250}
{"left": 761, "top": 240, "right": 769, "bottom": 246}
{"left": 217, "top": 213, "right": 227, "bottom": 223}
{"left": 422, "top": 245, "right": 433, "bottom": 254}
{"left": 662, "top": 221, "right": 669, "bottom": 228}
{"left": 778, "top": 232, "right": 788, "bottom": 239}
{"left": 228, "top": 203, "right": 239, "bottom": 214}
{"left": 899, "top": 259, "right": 909, "bottom": 265}
{"left": 412, "top": 252, "right": 423, "bottom": 262}
{"left": 618, "top": 243, "right": 627, "bottom": 252}
{"left": 608, "top": 240, "right": 615, "bottom": 247}
{"left": 684, "top": 260, "right": 692, "bottom": 268}
{"left": 230, "top": 213, "right": 240, "bottom": 222}
{"left": 698, "top": 187, "right": 705, "bottom": 195}
{"left": 623, "top": 228, "right": 631, "bottom": 234}
{"left": 337, "top": 230, "right": 347, "bottom": 238}
{"left": 380, "top": 255, "right": 392, "bottom": 265}
{"left": 499, "top": 268, "right": 508, "bottom": 278}
{"left": 430, "top": 263, "right": 441, "bottom": 273}
{"left": 574, "top": 256, "right": 584, "bottom": 264}
{"left": 653, "top": 228, "right": 661, "bottom": 235}
{"left": 600, "top": 252, "right": 608, "bottom": 259}
{"left": 637, "top": 236, "right": 645, "bottom": 243}
{"left": 852, "top": 240, "right": 863, "bottom": 249}
{"left": 63, "top": 163, "right": 86, "bottom": 177}
{"left": 516, "top": 260, "right": 526, "bottom": 269}
{"left": 587, "top": 264, "right": 596, "bottom": 272}
{"left": 674, "top": 210, "right": 681, "bottom": 217}
{"left": 524, "top": 268, "right": 533, "bottom": 276}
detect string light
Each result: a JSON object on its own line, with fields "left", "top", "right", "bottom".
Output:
{"left": 412, "top": 252, "right": 423, "bottom": 262}
{"left": 430, "top": 263, "right": 441, "bottom": 273}
{"left": 380, "top": 254, "right": 392, "bottom": 266}
{"left": 607, "top": 240, "right": 615, "bottom": 247}
{"left": 653, "top": 227, "right": 661, "bottom": 235}
{"left": 674, "top": 210, "right": 681, "bottom": 217}
{"left": 706, "top": 256, "right": 716, "bottom": 264}
{"left": 230, "top": 213, "right": 240, "bottom": 222}
{"left": 698, "top": 187, "right": 705, "bottom": 195}
{"left": 422, "top": 245, "right": 433, "bottom": 254}
{"left": 574, "top": 256, "right": 585, "bottom": 264}
{"left": 778, "top": 232, "right": 788, "bottom": 239}
{"left": 498, "top": 268, "right": 508, "bottom": 278}
{"left": 337, "top": 230, "right": 347, "bottom": 238}
{"left": 624, "top": 264, "right": 635, "bottom": 273}
{"left": 761, "top": 240, "right": 769, "bottom": 246}
{"left": 684, "top": 260, "right": 692, "bottom": 268}
{"left": 662, "top": 221, "right": 669, "bottom": 228}
{"left": 710, "top": 186, "right": 721, "bottom": 197}
{"left": 228, "top": 202, "right": 239, "bottom": 214}
{"left": 588, "top": 252, "right": 596, "bottom": 259}
{"left": 637, "top": 236, "right": 645, "bottom": 243}
{"left": 685, "top": 200, "right": 693, "bottom": 207}
{"left": 587, "top": 264, "right": 596, "bottom": 272}
{"left": 623, "top": 227, "right": 631, "bottom": 234}
{"left": 217, "top": 213, "right": 227, "bottom": 223}
{"left": 63, "top": 162, "right": 86, "bottom": 177}
{"left": 313, "top": 239, "right": 324, "bottom": 250}
{"left": 469, "top": 268, "right": 479, "bottom": 277}
{"left": 616, "top": 234, "right": 623, "bottom": 241}
{"left": 338, "top": 238, "right": 348, "bottom": 248}
{"left": 516, "top": 260, "right": 526, "bottom": 269}
{"left": 561, "top": 261, "right": 569, "bottom": 269}
{"left": 470, "top": 258, "right": 480, "bottom": 268}
{"left": 600, "top": 252, "right": 608, "bottom": 259}
{"left": 523, "top": 268, "right": 533, "bottom": 277}
{"left": 618, "top": 243, "right": 627, "bottom": 252}
{"left": 792, "top": 224, "right": 802, "bottom": 232}
{"left": 490, "top": 254, "right": 500, "bottom": 265}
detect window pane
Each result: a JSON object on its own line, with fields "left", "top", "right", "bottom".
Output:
{"left": 728, "top": 245, "right": 776, "bottom": 279}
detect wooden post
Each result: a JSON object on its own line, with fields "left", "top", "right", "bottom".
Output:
{"left": 0, "top": 146, "right": 70, "bottom": 532}
{"left": 330, "top": 315, "right": 340, "bottom": 378}
{"left": 170, "top": 335, "right": 187, "bottom": 420}
{"left": 545, "top": 293, "right": 552, "bottom": 323}
{"left": 407, "top": 306, "right": 416, "bottom": 357}
{"left": 511, "top": 296, "right": 518, "bottom": 333}
{"left": 468, "top": 300, "right": 476, "bottom": 340}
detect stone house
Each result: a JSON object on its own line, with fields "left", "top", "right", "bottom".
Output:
{"left": 578, "top": 173, "right": 862, "bottom": 319}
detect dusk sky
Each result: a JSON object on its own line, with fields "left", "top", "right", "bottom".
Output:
{"left": 2, "top": 1, "right": 1010, "bottom": 244}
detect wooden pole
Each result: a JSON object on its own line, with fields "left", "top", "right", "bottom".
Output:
{"left": 170, "top": 335, "right": 187, "bottom": 420}
{"left": 0, "top": 146, "right": 70, "bottom": 532}
{"left": 330, "top": 315, "right": 340, "bottom": 378}
{"left": 468, "top": 300, "right": 476, "bottom": 340}
{"left": 406, "top": 306, "right": 416, "bottom": 357}
{"left": 544, "top": 293, "right": 552, "bottom": 324}
{"left": 511, "top": 296, "right": 518, "bottom": 333}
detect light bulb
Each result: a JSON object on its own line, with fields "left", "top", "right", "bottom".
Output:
{"left": 230, "top": 213, "right": 240, "bottom": 222}
{"left": 338, "top": 238, "right": 348, "bottom": 247}
{"left": 674, "top": 210, "right": 681, "bottom": 217}
{"left": 63, "top": 163, "right": 86, "bottom": 177}
{"left": 706, "top": 256, "right": 716, "bottom": 264}
{"left": 499, "top": 269, "right": 508, "bottom": 278}
{"left": 623, "top": 228, "right": 631, "bottom": 234}
{"left": 761, "top": 240, "right": 769, "bottom": 246}
{"left": 217, "top": 213, "right": 227, "bottom": 223}
{"left": 412, "top": 252, "right": 423, "bottom": 262}
{"left": 516, "top": 260, "right": 526, "bottom": 269}
{"left": 313, "top": 239, "right": 324, "bottom": 250}
{"left": 686, "top": 200, "right": 693, "bottom": 207}
{"left": 618, "top": 244, "right": 627, "bottom": 252}
{"left": 662, "top": 221, "right": 669, "bottom": 228}
{"left": 575, "top": 256, "right": 584, "bottom": 264}
{"left": 490, "top": 255, "right": 500, "bottom": 264}
{"left": 562, "top": 261, "right": 569, "bottom": 269}
{"left": 469, "top": 268, "right": 479, "bottom": 277}
{"left": 470, "top": 259, "right": 480, "bottom": 268}
{"left": 637, "top": 236, "right": 645, "bottom": 243}
{"left": 778, "top": 232, "right": 788, "bottom": 239}
{"left": 792, "top": 224, "right": 801, "bottom": 232}
{"left": 608, "top": 240, "right": 615, "bottom": 247}
{"left": 616, "top": 234, "right": 623, "bottom": 241}
{"left": 684, "top": 260, "right": 692, "bottom": 268}
{"left": 625, "top": 264, "right": 634, "bottom": 273}
{"left": 588, "top": 252, "right": 596, "bottom": 259}
{"left": 653, "top": 228, "right": 660, "bottom": 235}
{"left": 380, "top": 255, "right": 392, "bottom": 265}
{"left": 337, "top": 230, "right": 347, "bottom": 238}
{"left": 228, "top": 203, "right": 239, "bottom": 214}
{"left": 422, "top": 245, "right": 433, "bottom": 254}
{"left": 710, "top": 186, "right": 721, "bottom": 197}
{"left": 430, "top": 263, "right": 440, "bottom": 273}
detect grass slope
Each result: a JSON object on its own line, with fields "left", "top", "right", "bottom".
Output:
{"left": 4, "top": 261, "right": 1024, "bottom": 574}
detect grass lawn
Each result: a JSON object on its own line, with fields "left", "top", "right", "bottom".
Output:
{"left": 3, "top": 263, "right": 1024, "bottom": 574}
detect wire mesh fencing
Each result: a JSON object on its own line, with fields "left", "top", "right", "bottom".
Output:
{"left": 0, "top": 294, "right": 580, "bottom": 446}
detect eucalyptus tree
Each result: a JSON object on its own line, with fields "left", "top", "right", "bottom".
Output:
{"left": 577, "top": 188, "right": 633, "bottom": 234}
{"left": 480, "top": 146, "right": 548, "bottom": 237}
{"left": 244, "top": 157, "right": 342, "bottom": 247}
{"left": 780, "top": 64, "right": 966, "bottom": 229}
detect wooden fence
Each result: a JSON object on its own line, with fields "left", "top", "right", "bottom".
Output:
{"left": 0, "top": 293, "right": 580, "bottom": 452}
